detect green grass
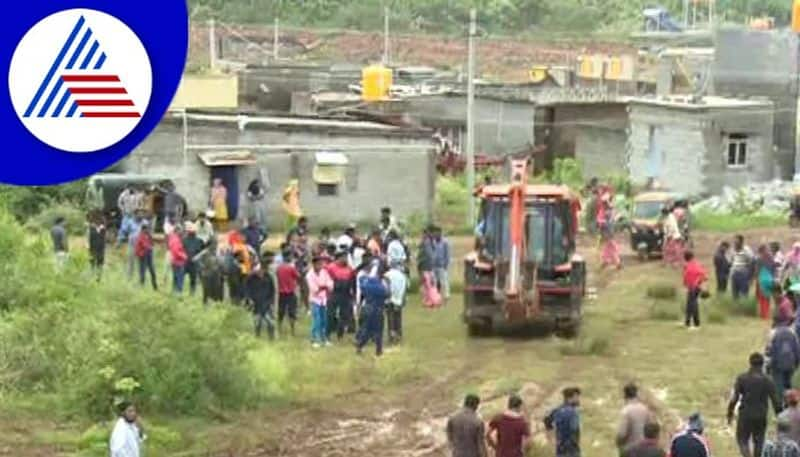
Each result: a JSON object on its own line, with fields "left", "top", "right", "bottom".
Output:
{"left": 693, "top": 210, "right": 784, "bottom": 233}
{"left": 0, "top": 230, "right": 781, "bottom": 457}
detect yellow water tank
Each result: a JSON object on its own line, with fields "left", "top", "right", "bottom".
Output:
{"left": 794, "top": 0, "right": 800, "bottom": 33}
{"left": 361, "top": 65, "right": 392, "bottom": 102}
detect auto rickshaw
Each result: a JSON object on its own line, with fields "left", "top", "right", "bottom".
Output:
{"left": 86, "top": 173, "right": 176, "bottom": 237}
{"left": 790, "top": 188, "right": 800, "bottom": 227}
{"left": 628, "top": 191, "right": 689, "bottom": 260}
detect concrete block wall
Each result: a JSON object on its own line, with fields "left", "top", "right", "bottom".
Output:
{"left": 574, "top": 127, "right": 628, "bottom": 178}
{"left": 121, "top": 119, "right": 435, "bottom": 231}
{"left": 405, "top": 95, "right": 535, "bottom": 156}
{"left": 628, "top": 108, "right": 707, "bottom": 195}
{"left": 628, "top": 104, "right": 775, "bottom": 196}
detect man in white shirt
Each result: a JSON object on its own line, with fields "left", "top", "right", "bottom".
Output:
{"left": 384, "top": 265, "right": 408, "bottom": 344}
{"left": 386, "top": 230, "right": 407, "bottom": 270}
{"left": 109, "top": 401, "right": 144, "bottom": 457}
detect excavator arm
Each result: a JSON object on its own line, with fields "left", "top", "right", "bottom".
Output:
{"left": 504, "top": 158, "right": 536, "bottom": 321}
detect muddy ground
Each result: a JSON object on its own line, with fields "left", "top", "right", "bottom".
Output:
{"left": 209, "top": 226, "right": 796, "bottom": 457}
{"left": 188, "top": 22, "right": 633, "bottom": 82}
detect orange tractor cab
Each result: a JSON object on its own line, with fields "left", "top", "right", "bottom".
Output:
{"left": 464, "top": 159, "right": 586, "bottom": 336}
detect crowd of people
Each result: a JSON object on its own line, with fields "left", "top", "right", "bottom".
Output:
{"left": 57, "top": 182, "right": 457, "bottom": 358}
{"left": 447, "top": 371, "right": 800, "bottom": 457}
{"left": 64, "top": 177, "right": 800, "bottom": 457}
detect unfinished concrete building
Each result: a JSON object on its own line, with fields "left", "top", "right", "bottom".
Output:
{"left": 713, "top": 28, "right": 798, "bottom": 179}
{"left": 120, "top": 111, "right": 435, "bottom": 229}
{"left": 627, "top": 96, "right": 775, "bottom": 196}
{"left": 533, "top": 100, "right": 630, "bottom": 173}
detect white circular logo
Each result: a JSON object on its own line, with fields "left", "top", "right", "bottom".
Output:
{"left": 8, "top": 9, "right": 152, "bottom": 153}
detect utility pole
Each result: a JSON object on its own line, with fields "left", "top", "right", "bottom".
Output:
{"left": 208, "top": 19, "right": 217, "bottom": 70}
{"left": 682, "top": 0, "right": 689, "bottom": 28}
{"left": 273, "top": 18, "right": 280, "bottom": 61}
{"left": 383, "top": 6, "right": 390, "bottom": 65}
{"left": 466, "top": 8, "right": 477, "bottom": 226}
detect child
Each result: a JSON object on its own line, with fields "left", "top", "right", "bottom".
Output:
{"left": 384, "top": 263, "right": 408, "bottom": 345}
{"left": 682, "top": 250, "right": 707, "bottom": 330}
{"left": 306, "top": 256, "right": 333, "bottom": 348}
{"left": 276, "top": 253, "right": 300, "bottom": 337}
{"left": 713, "top": 241, "right": 731, "bottom": 293}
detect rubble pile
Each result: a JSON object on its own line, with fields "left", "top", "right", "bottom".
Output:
{"left": 692, "top": 180, "right": 794, "bottom": 215}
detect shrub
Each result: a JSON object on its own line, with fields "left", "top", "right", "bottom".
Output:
{"left": 559, "top": 322, "right": 612, "bottom": 356}
{"left": 78, "top": 421, "right": 181, "bottom": 456}
{"left": 0, "top": 181, "right": 86, "bottom": 223}
{"left": 714, "top": 294, "right": 759, "bottom": 317}
{"left": 646, "top": 282, "right": 678, "bottom": 300}
{"left": 606, "top": 173, "right": 633, "bottom": 197}
{"left": 549, "top": 158, "right": 584, "bottom": 190}
{"left": 649, "top": 299, "right": 680, "bottom": 321}
{"left": 0, "top": 208, "right": 277, "bottom": 419}
{"left": 25, "top": 203, "right": 87, "bottom": 236}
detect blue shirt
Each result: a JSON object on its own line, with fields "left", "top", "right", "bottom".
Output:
{"left": 433, "top": 238, "right": 450, "bottom": 269}
{"left": 544, "top": 404, "right": 581, "bottom": 456}
{"left": 119, "top": 218, "right": 141, "bottom": 247}
{"left": 359, "top": 276, "right": 388, "bottom": 310}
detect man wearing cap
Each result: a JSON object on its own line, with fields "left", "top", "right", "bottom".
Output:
{"left": 728, "top": 352, "right": 782, "bottom": 457}
{"left": 779, "top": 389, "right": 800, "bottom": 445}
{"left": 669, "top": 413, "right": 709, "bottom": 457}
{"left": 762, "top": 416, "right": 800, "bottom": 457}
{"left": 326, "top": 250, "right": 355, "bottom": 340}
{"left": 182, "top": 222, "right": 204, "bottom": 296}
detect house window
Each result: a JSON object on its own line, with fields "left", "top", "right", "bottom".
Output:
{"left": 726, "top": 133, "right": 748, "bottom": 168}
{"left": 312, "top": 151, "right": 348, "bottom": 197}
{"left": 317, "top": 183, "right": 338, "bottom": 196}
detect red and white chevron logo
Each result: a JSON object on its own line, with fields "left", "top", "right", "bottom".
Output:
{"left": 9, "top": 9, "right": 152, "bottom": 152}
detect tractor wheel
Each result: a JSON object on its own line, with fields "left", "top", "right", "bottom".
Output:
{"left": 556, "top": 320, "right": 580, "bottom": 339}
{"left": 467, "top": 320, "right": 491, "bottom": 337}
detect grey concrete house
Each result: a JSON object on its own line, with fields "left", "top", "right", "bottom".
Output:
{"left": 713, "top": 28, "right": 798, "bottom": 180}
{"left": 627, "top": 96, "right": 775, "bottom": 196}
{"left": 402, "top": 92, "right": 537, "bottom": 157}
{"left": 533, "top": 100, "right": 630, "bottom": 174}
{"left": 120, "top": 111, "right": 435, "bottom": 229}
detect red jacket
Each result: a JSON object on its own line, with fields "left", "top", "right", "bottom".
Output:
{"left": 134, "top": 231, "right": 153, "bottom": 258}
{"left": 167, "top": 233, "right": 188, "bottom": 267}
{"left": 276, "top": 263, "right": 300, "bottom": 294}
{"left": 683, "top": 260, "right": 708, "bottom": 290}
{"left": 326, "top": 262, "right": 354, "bottom": 282}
